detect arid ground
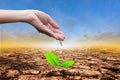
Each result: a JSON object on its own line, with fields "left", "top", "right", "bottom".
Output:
{"left": 0, "top": 48, "right": 120, "bottom": 80}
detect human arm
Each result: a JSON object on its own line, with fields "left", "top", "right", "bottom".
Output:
{"left": 0, "top": 10, "right": 65, "bottom": 41}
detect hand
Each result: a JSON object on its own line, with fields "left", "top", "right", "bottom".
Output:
{"left": 25, "top": 10, "right": 65, "bottom": 41}
{"left": 0, "top": 10, "right": 65, "bottom": 41}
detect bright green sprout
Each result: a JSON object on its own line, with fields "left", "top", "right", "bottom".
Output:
{"left": 45, "top": 51, "right": 74, "bottom": 68}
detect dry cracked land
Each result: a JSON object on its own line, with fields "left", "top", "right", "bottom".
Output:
{"left": 0, "top": 48, "right": 120, "bottom": 80}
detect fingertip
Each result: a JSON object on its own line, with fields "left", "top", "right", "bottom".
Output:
{"left": 56, "top": 36, "right": 65, "bottom": 41}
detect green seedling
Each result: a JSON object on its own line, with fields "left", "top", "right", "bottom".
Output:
{"left": 45, "top": 51, "right": 74, "bottom": 68}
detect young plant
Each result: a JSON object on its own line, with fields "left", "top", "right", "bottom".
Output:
{"left": 45, "top": 51, "right": 74, "bottom": 68}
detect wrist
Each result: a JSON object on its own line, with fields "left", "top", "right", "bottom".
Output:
{"left": 22, "top": 10, "right": 38, "bottom": 23}
{"left": 19, "top": 10, "right": 31, "bottom": 22}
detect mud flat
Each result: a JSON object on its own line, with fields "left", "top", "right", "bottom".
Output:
{"left": 0, "top": 48, "right": 120, "bottom": 80}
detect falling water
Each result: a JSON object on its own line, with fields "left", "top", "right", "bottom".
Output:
{"left": 59, "top": 41, "right": 63, "bottom": 54}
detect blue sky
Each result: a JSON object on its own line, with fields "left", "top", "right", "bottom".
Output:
{"left": 0, "top": 0, "right": 120, "bottom": 40}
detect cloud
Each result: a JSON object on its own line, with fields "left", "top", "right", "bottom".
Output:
{"left": 79, "top": 32, "right": 120, "bottom": 43}
{"left": 92, "top": 32, "right": 120, "bottom": 41}
{"left": 0, "top": 30, "right": 54, "bottom": 43}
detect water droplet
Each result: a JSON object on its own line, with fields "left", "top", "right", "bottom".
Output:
{"left": 59, "top": 41, "right": 63, "bottom": 54}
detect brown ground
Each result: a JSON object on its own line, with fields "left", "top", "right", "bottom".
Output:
{"left": 0, "top": 48, "right": 120, "bottom": 80}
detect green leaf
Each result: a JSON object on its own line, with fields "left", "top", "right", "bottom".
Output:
{"left": 60, "top": 60, "right": 74, "bottom": 68}
{"left": 45, "top": 51, "right": 60, "bottom": 66}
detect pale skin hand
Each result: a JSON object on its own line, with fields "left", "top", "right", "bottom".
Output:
{"left": 0, "top": 10, "right": 65, "bottom": 41}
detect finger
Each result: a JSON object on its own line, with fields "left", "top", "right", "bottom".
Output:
{"left": 29, "top": 15, "right": 64, "bottom": 40}
{"left": 34, "top": 24, "right": 59, "bottom": 40}
{"left": 29, "top": 15, "right": 53, "bottom": 36}
{"left": 40, "top": 25, "right": 55, "bottom": 37}
{"left": 54, "top": 29, "right": 64, "bottom": 34}
{"left": 48, "top": 16, "right": 60, "bottom": 29}
{"left": 47, "top": 24, "right": 65, "bottom": 40}
{"left": 54, "top": 33, "right": 65, "bottom": 41}
{"left": 48, "top": 24, "right": 64, "bottom": 34}
{"left": 32, "top": 22, "right": 60, "bottom": 40}
{"left": 44, "top": 24, "right": 65, "bottom": 40}
{"left": 42, "top": 27, "right": 65, "bottom": 41}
